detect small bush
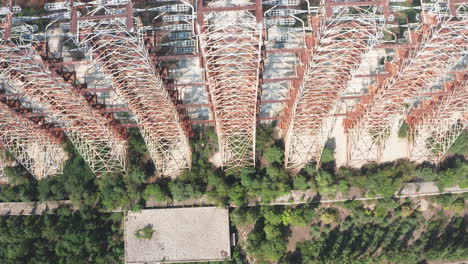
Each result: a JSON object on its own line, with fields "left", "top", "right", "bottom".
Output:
{"left": 135, "top": 225, "right": 155, "bottom": 240}
{"left": 319, "top": 208, "right": 340, "bottom": 225}
{"left": 449, "top": 198, "right": 465, "bottom": 216}
{"left": 398, "top": 122, "right": 409, "bottom": 138}
{"left": 320, "top": 148, "right": 335, "bottom": 163}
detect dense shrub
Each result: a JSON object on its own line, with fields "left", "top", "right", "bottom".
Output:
{"left": 0, "top": 207, "right": 123, "bottom": 264}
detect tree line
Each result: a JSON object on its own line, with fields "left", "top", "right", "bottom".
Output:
{"left": 0, "top": 124, "right": 466, "bottom": 212}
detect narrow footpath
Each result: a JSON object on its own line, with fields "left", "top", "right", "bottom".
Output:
{"left": 146, "top": 182, "right": 468, "bottom": 208}
{"left": 0, "top": 182, "right": 465, "bottom": 215}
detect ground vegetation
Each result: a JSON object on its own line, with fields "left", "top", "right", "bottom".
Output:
{"left": 135, "top": 225, "right": 155, "bottom": 240}
{"left": 230, "top": 194, "right": 467, "bottom": 264}
{"left": 0, "top": 207, "right": 123, "bottom": 264}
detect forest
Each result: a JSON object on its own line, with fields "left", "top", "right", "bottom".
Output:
{"left": 0, "top": 193, "right": 465, "bottom": 263}
{"left": 0, "top": 207, "right": 123, "bottom": 264}
{"left": 232, "top": 193, "right": 468, "bottom": 264}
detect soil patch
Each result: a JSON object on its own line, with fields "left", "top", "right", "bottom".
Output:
{"left": 287, "top": 224, "right": 313, "bottom": 252}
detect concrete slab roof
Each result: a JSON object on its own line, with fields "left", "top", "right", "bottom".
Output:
{"left": 125, "top": 207, "right": 231, "bottom": 264}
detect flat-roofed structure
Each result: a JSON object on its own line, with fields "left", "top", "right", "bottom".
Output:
{"left": 125, "top": 207, "right": 231, "bottom": 264}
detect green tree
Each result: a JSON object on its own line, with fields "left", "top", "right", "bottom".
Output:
{"left": 127, "top": 166, "right": 147, "bottom": 185}
{"left": 262, "top": 207, "right": 284, "bottom": 225}
{"left": 315, "top": 170, "right": 338, "bottom": 195}
{"left": 264, "top": 146, "right": 283, "bottom": 164}
{"left": 319, "top": 208, "right": 340, "bottom": 225}
{"left": 293, "top": 174, "right": 309, "bottom": 190}
{"left": 128, "top": 128, "right": 147, "bottom": 156}
{"left": 3, "top": 166, "right": 34, "bottom": 185}
{"left": 449, "top": 198, "right": 465, "bottom": 216}
{"left": 256, "top": 124, "right": 275, "bottom": 154}
{"left": 289, "top": 206, "right": 315, "bottom": 227}
{"left": 228, "top": 184, "right": 247, "bottom": 206}
{"left": 98, "top": 175, "right": 131, "bottom": 210}
{"left": 320, "top": 147, "right": 335, "bottom": 163}
{"left": 398, "top": 122, "right": 409, "bottom": 138}
{"left": 168, "top": 180, "right": 203, "bottom": 201}
{"left": 264, "top": 224, "right": 282, "bottom": 240}
{"left": 58, "top": 142, "right": 98, "bottom": 204}
{"left": 230, "top": 208, "right": 260, "bottom": 227}
{"left": 400, "top": 205, "right": 413, "bottom": 218}
{"left": 143, "top": 183, "right": 169, "bottom": 203}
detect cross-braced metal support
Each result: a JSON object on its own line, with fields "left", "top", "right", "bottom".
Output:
{"left": 73, "top": 1, "right": 191, "bottom": 177}
{"left": 0, "top": 44, "right": 127, "bottom": 176}
{"left": 197, "top": 0, "right": 263, "bottom": 168}
{"left": 0, "top": 101, "right": 66, "bottom": 179}
{"left": 407, "top": 78, "right": 467, "bottom": 163}
{"left": 283, "top": 0, "right": 387, "bottom": 172}
{"left": 344, "top": 2, "right": 468, "bottom": 166}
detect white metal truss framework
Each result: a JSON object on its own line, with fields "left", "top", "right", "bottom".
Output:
{"left": 283, "top": 0, "right": 387, "bottom": 172}
{"left": 150, "top": 0, "right": 198, "bottom": 56}
{"left": 74, "top": 4, "right": 192, "bottom": 177}
{"left": 147, "top": 0, "right": 211, "bottom": 123}
{"left": 345, "top": 4, "right": 468, "bottom": 166}
{"left": 407, "top": 79, "right": 467, "bottom": 163}
{"left": 261, "top": 0, "right": 307, "bottom": 120}
{"left": 0, "top": 44, "right": 127, "bottom": 176}
{"left": 197, "top": 0, "right": 263, "bottom": 168}
{"left": 0, "top": 100, "right": 66, "bottom": 179}
{"left": 0, "top": 5, "right": 66, "bottom": 180}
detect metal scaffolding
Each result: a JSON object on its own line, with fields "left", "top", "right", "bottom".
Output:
{"left": 344, "top": 1, "right": 468, "bottom": 166}
{"left": 0, "top": 47, "right": 128, "bottom": 176}
{"left": 0, "top": 11, "right": 127, "bottom": 177}
{"left": 0, "top": 100, "right": 66, "bottom": 180}
{"left": 283, "top": 0, "right": 388, "bottom": 172}
{"left": 1, "top": 0, "right": 466, "bottom": 175}
{"left": 72, "top": 1, "right": 191, "bottom": 177}
{"left": 147, "top": 0, "right": 211, "bottom": 123}
{"left": 407, "top": 78, "right": 467, "bottom": 163}
{"left": 0, "top": 4, "right": 67, "bottom": 180}
{"left": 260, "top": 0, "right": 309, "bottom": 121}
{"left": 197, "top": 0, "right": 263, "bottom": 168}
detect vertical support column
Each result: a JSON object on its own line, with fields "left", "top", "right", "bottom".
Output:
{"left": 0, "top": 102, "right": 66, "bottom": 179}
{"left": 198, "top": 1, "right": 263, "bottom": 169}
{"left": 283, "top": 0, "right": 386, "bottom": 172}
{"left": 76, "top": 1, "right": 192, "bottom": 177}
{"left": 344, "top": 7, "right": 468, "bottom": 166}
{"left": 407, "top": 79, "right": 467, "bottom": 163}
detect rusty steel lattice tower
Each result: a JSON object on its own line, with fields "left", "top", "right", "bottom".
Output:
{"left": 0, "top": 47, "right": 128, "bottom": 176}
{"left": 0, "top": 7, "right": 127, "bottom": 177}
{"left": 197, "top": 0, "right": 263, "bottom": 168}
{"left": 407, "top": 78, "right": 467, "bottom": 163}
{"left": 0, "top": 101, "right": 66, "bottom": 179}
{"left": 344, "top": 0, "right": 468, "bottom": 166}
{"left": 0, "top": 5, "right": 66, "bottom": 179}
{"left": 283, "top": 0, "right": 389, "bottom": 172}
{"left": 71, "top": 1, "right": 192, "bottom": 177}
